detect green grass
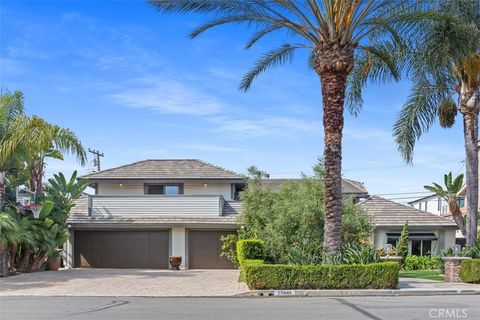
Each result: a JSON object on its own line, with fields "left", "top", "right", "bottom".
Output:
{"left": 399, "top": 270, "right": 444, "bottom": 281}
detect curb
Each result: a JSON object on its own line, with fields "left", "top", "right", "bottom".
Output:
{"left": 236, "top": 289, "right": 480, "bottom": 297}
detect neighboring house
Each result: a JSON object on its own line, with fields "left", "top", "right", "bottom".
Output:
{"left": 409, "top": 192, "right": 466, "bottom": 243}
{"left": 409, "top": 194, "right": 465, "bottom": 217}
{"left": 259, "top": 178, "right": 369, "bottom": 202}
{"left": 361, "top": 197, "right": 457, "bottom": 255}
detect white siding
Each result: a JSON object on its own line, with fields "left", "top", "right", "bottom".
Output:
{"left": 96, "top": 181, "right": 232, "bottom": 199}
{"left": 171, "top": 227, "right": 186, "bottom": 269}
{"left": 97, "top": 183, "right": 144, "bottom": 195}
{"left": 184, "top": 183, "right": 231, "bottom": 200}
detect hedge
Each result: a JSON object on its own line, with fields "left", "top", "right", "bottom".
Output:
{"left": 237, "top": 239, "right": 264, "bottom": 268}
{"left": 245, "top": 261, "right": 399, "bottom": 290}
{"left": 402, "top": 255, "right": 441, "bottom": 271}
{"left": 460, "top": 259, "right": 480, "bottom": 284}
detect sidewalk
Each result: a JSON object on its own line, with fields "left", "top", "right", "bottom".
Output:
{"left": 239, "top": 278, "right": 480, "bottom": 297}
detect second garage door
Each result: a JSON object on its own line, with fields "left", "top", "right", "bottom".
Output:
{"left": 74, "top": 230, "right": 169, "bottom": 268}
{"left": 188, "top": 230, "right": 236, "bottom": 269}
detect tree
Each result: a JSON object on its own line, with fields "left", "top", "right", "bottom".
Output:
{"left": 397, "top": 221, "right": 409, "bottom": 262}
{"left": 0, "top": 91, "right": 25, "bottom": 207}
{"left": 424, "top": 172, "right": 466, "bottom": 236}
{"left": 393, "top": 0, "right": 480, "bottom": 246}
{"left": 149, "top": 0, "right": 421, "bottom": 259}
{"left": 0, "top": 212, "right": 17, "bottom": 276}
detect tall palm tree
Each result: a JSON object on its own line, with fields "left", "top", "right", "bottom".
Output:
{"left": 393, "top": 0, "right": 480, "bottom": 246}
{"left": 424, "top": 172, "right": 466, "bottom": 236}
{"left": 149, "top": 0, "right": 421, "bottom": 258}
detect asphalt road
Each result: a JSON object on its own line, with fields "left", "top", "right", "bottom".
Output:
{"left": 0, "top": 295, "right": 479, "bottom": 320}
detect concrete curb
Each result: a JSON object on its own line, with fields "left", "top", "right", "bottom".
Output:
{"left": 236, "top": 289, "right": 480, "bottom": 297}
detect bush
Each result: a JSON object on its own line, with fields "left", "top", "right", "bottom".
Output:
{"left": 245, "top": 262, "right": 399, "bottom": 290}
{"left": 220, "top": 234, "right": 239, "bottom": 268}
{"left": 402, "top": 255, "right": 441, "bottom": 271}
{"left": 397, "top": 222, "right": 409, "bottom": 263}
{"left": 342, "top": 243, "right": 379, "bottom": 265}
{"left": 239, "top": 160, "right": 373, "bottom": 264}
{"left": 460, "top": 259, "right": 480, "bottom": 283}
{"left": 237, "top": 239, "right": 264, "bottom": 267}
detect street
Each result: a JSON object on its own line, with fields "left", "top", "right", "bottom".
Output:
{"left": 0, "top": 295, "right": 478, "bottom": 320}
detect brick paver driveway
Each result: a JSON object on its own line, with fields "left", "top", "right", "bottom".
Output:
{"left": 0, "top": 269, "right": 249, "bottom": 297}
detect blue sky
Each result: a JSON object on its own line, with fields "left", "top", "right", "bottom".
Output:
{"left": 0, "top": 1, "right": 466, "bottom": 202}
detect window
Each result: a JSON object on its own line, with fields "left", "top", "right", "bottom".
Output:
{"left": 437, "top": 197, "right": 441, "bottom": 211}
{"left": 387, "top": 239, "right": 397, "bottom": 247}
{"left": 419, "top": 203, "right": 422, "bottom": 211}
{"left": 164, "top": 185, "right": 180, "bottom": 195}
{"left": 457, "top": 197, "right": 465, "bottom": 208}
{"left": 411, "top": 240, "right": 432, "bottom": 256}
{"left": 145, "top": 184, "right": 183, "bottom": 195}
{"left": 424, "top": 201, "right": 428, "bottom": 212}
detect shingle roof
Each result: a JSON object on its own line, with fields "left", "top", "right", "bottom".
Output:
{"left": 259, "top": 178, "right": 368, "bottom": 195}
{"left": 360, "top": 196, "right": 457, "bottom": 227}
{"left": 79, "top": 159, "right": 242, "bottom": 180}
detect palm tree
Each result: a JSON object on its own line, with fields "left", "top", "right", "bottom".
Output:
{"left": 425, "top": 172, "right": 466, "bottom": 236}
{"left": 0, "top": 91, "right": 25, "bottom": 207}
{"left": 16, "top": 116, "right": 87, "bottom": 194}
{"left": 0, "top": 212, "right": 18, "bottom": 276}
{"left": 393, "top": 0, "right": 480, "bottom": 246}
{"left": 149, "top": 0, "right": 421, "bottom": 259}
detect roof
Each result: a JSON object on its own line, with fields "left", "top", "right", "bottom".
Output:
{"left": 259, "top": 178, "right": 368, "bottom": 195}
{"left": 79, "top": 159, "right": 242, "bottom": 180}
{"left": 360, "top": 196, "right": 457, "bottom": 228}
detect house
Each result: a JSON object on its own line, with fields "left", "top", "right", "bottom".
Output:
{"left": 361, "top": 197, "right": 457, "bottom": 255}
{"left": 65, "top": 159, "right": 458, "bottom": 269}
{"left": 65, "top": 159, "right": 245, "bottom": 269}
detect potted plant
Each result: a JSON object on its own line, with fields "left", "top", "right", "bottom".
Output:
{"left": 169, "top": 256, "right": 182, "bottom": 270}
{"left": 47, "top": 250, "right": 62, "bottom": 271}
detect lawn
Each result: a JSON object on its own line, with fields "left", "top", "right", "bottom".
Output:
{"left": 399, "top": 270, "right": 444, "bottom": 281}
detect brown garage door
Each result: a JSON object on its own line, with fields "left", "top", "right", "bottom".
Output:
{"left": 74, "top": 230, "right": 169, "bottom": 268}
{"left": 188, "top": 230, "right": 236, "bottom": 269}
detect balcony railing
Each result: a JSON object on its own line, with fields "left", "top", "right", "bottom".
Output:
{"left": 87, "top": 195, "right": 226, "bottom": 217}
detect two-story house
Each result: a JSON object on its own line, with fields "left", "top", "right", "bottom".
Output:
{"left": 65, "top": 159, "right": 245, "bottom": 270}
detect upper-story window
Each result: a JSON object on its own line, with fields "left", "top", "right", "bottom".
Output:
{"left": 145, "top": 184, "right": 183, "bottom": 195}
{"left": 457, "top": 197, "right": 465, "bottom": 208}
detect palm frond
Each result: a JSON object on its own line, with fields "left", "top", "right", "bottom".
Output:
{"left": 393, "top": 80, "right": 449, "bottom": 163}
{"left": 245, "top": 24, "right": 283, "bottom": 49}
{"left": 240, "top": 44, "right": 303, "bottom": 92}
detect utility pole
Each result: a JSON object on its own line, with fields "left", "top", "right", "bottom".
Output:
{"left": 88, "top": 148, "right": 104, "bottom": 172}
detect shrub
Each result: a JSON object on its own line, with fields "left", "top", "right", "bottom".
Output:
{"left": 220, "top": 234, "right": 239, "bottom": 268}
{"left": 342, "top": 243, "right": 379, "bottom": 265}
{"left": 402, "top": 255, "right": 441, "bottom": 271}
{"left": 459, "top": 259, "right": 480, "bottom": 283}
{"left": 245, "top": 262, "right": 399, "bottom": 290}
{"left": 237, "top": 239, "right": 264, "bottom": 268}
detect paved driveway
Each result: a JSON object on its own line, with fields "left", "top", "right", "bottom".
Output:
{"left": 0, "top": 269, "right": 249, "bottom": 297}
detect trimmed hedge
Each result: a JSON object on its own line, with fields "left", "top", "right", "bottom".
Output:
{"left": 237, "top": 239, "right": 264, "bottom": 268}
{"left": 245, "top": 262, "right": 399, "bottom": 290}
{"left": 460, "top": 259, "right": 480, "bottom": 284}
{"left": 402, "top": 255, "right": 441, "bottom": 271}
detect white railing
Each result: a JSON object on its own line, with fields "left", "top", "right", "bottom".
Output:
{"left": 87, "top": 195, "right": 225, "bottom": 217}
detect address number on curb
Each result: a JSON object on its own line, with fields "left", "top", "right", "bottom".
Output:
{"left": 273, "top": 290, "right": 295, "bottom": 296}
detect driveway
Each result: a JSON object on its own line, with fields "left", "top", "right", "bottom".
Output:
{"left": 0, "top": 269, "right": 249, "bottom": 297}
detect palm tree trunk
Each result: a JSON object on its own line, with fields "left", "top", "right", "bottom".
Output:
{"left": 0, "top": 245, "right": 8, "bottom": 277}
{"left": 0, "top": 170, "right": 5, "bottom": 210}
{"left": 461, "top": 83, "right": 480, "bottom": 246}
{"left": 314, "top": 45, "right": 354, "bottom": 260}
{"left": 450, "top": 205, "right": 466, "bottom": 237}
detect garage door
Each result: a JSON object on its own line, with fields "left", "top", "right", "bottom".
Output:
{"left": 188, "top": 230, "right": 236, "bottom": 269}
{"left": 74, "top": 230, "right": 169, "bottom": 268}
